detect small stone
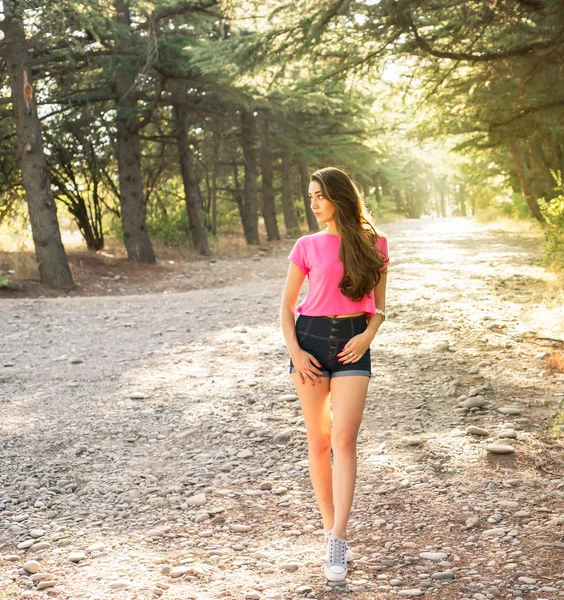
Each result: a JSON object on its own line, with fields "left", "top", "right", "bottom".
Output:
{"left": 37, "top": 581, "right": 57, "bottom": 590}
{"left": 486, "top": 444, "right": 515, "bottom": 454}
{"left": 433, "top": 342, "right": 450, "bottom": 352}
{"left": 398, "top": 590, "right": 424, "bottom": 597}
{"left": 12, "top": 514, "right": 29, "bottom": 522}
{"left": 86, "top": 542, "right": 106, "bottom": 553}
{"left": 419, "top": 552, "right": 448, "bottom": 561}
{"left": 68, "top": 551, "right": 87, "bottom": 562}
{"left": 466, "top": 426, "right": 489, "bottom": 436}
{"left": 29, "top": 529, "right": 45, "bottom": 538}
{"left": 129, "top": 391, "right": 148, "bottom": 400}
{"left": 465, "top": 516, "right": 480, "bottom": 529}
{"left": 109, "top": 580, "right": 129, "bottom": 589}
{"left": 404, "top": 436, "right": 424, "bottom": 446}
{"left": 498, "top": 429, "right": 517, "bottom": 439}
{"left": 237, "top": 449, "right": 254, "bottom": 459}
{"left": 518, "top": 576, "right": 537, "bottom": 584}
{"left": 245, "top": 592, "right": 261, "bottom": 600}
{"left": 23, "top": 560, "right": 40, "bottom": 573}
{"left": 498, "top": 406, "right": 522, "bottom": 415}
{"left": 186, "top": 493, "right": 207, "bottom": 506}
{"left": 279, "top": 394, "right": 298, "bottom": 402}
{"left": 431, "top": 571, "right": 453, "bottom": 580}
{"left": 231, "top": 524, "right": 252, "bottom": 533}
{"left": 176, "top": 428, "right": 198, "bottom": 440}
{"left": 459, "top": 396, "right": 487, "bottom": 409}
{"left": 279, "top": 563, "right": 300, "bottom": 571}
{"left": 482, "top": 528, "right": 506, "bottom": 536}
{"left": 259, "top": 481, "right": 272, "bottom": 490}
{"left": 272, "top": 429, "right": 293, "bottom": 444}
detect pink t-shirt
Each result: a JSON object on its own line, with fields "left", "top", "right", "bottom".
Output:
{"left": 287, "top": 230, "right": 389, "bottom": 317}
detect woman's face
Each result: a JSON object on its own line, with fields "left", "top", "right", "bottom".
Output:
{"left": 308, "top": 180, "right": 336, "bottom": 224}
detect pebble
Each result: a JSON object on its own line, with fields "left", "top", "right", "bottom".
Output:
{"left": 466, "top": 425, "right": 489, "bottom": 436}
{"left": 459, "top": 396, "right": 488, "bottom": 409}
{"left": 129, "top": 391, "right": 148, "bottom": 399}
{"left": 279, "top": 563, "right": 300, "bottom": 571}
{"left": 231, "top": 524, "right": 252, "bottom": 532}
{"left": 431, "top": 571, "right": 453, "bottom": 580}
{"left": 186, "top": 493, "right": 207, "bottom": 506}
{"left": 109, "top": 579, "right": 129, "bottom": 589}
{"left": 398, "top": 589, "right": 424, "bottom": 597}
{"left": 498, "top": 406, "right": 522, "bottom": 415}
{"left": 404, "top": 436, "right": 424, "bottom": 446}
{"left": 273, "top": 429, "right": 293, "bottom": 444}
{"left": 37, "top": 581, "right": 57, "bottom": 590}
{"left": 486, "top": 444, "right": 515, "bottom": 454}
{"left": 237, "top": 449, "right": 254, "bottom": 458}
{"left": 23, "top": 560, "right": 40, "bottom": 573}
{"left": 498, "top": 429, "right": 517, "bottom": 438}
{"left": 419, "top": 552, "right": 448, "bottom": 561}
{"left": 68, "top": 551, "right": 87, "bottom": 562}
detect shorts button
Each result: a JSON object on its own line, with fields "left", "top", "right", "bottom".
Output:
{"left": 332, "top": 320, "right": 338, "bottom": 324}
{"left": 329, "top": 335, "right": 335, "bottom": 339}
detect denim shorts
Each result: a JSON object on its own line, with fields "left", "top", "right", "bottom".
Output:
{"left": 289, "top": 314, "right": 371, "bottom": 378}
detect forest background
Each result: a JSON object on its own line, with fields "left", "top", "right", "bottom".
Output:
{"left": 1, "top": 0, "right": 564, "bottom": 292}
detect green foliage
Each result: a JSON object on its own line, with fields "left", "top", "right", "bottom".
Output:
{"left": 539, "top": 173, "right": 564, "bottom": 270}
{"left": 0, "top": 270, "right": 11, "bottom": 287}
{"left": 147, "top": 205, "right": 191, "bottom": 246}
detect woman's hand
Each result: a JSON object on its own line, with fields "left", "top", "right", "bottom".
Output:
{"left": 337, "top": 332, "right": 372, "bottom": 364}
{"left": 291, "top": 349, "right": 325, "bottom": 385}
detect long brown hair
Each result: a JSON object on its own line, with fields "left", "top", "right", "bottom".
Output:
{"left": 311, "top": 166, "right": 387, "bottom": 302}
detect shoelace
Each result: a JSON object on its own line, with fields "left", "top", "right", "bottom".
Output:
{"left": 328, "top": 535, "right": 346, "bottom": 564}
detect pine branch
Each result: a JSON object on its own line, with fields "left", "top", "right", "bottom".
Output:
{"left": 406, "top": 10, "right": 564, "bottom": 62}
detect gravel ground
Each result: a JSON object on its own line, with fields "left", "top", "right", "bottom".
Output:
{"left": 1, "top": 217, "right": 564, "bottom": 600}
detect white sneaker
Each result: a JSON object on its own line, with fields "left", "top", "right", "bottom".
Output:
{"left": 324, "top": 532, "right": 347, "bottom": 581}
{"left": 324, "top": 530, "right": 353, "bottom": 561}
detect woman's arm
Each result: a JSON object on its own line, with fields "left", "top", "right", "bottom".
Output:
{"left": 280, "top": 262, "right": 307, "bottom": 357}
{"left": 365, "top": 271, "right": 387, "bottom": 342}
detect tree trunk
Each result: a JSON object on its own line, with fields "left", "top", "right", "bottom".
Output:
{"left": 530, "top": 135, "right": 557, "bottom": 201}
{"left": 509, "top": 139, "right": 546, "bottom": 223}
{"left": 457, "top": 184, "right": 467, "bottom": 216}
{"left": 240, "top": 110, "right": 260, "bottom": 244}
{"left": 211, "top": 129, "right": 219, "bottom": 236}
{"left": 281, "top": 156, "right": 299, "bottom": 235}
{"left": 440, "top": 190, "right": 446, "bottom": 217}
{"left": 374, "top": 180, "right": 382, "bottom": 205}
{"left": 2, "top": 1, "right": 74, "bottom": 289}
{"left": 114, "top": 0, "right": 156, "bottom": 263}
{"left": 298, "top": 160, "right": 318, "bottom": 232}
{"left": 172, "top": 96, "right": 210, "bottom": 255}
{"left": 258, "top": 112, "right": 280, "bottom": 241}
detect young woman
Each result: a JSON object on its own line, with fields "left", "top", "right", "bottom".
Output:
{"left": 280, "top": 167, "right": 389, "bottom": 581}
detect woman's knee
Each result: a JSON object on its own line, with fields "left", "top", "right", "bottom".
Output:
{"left": 308, "top": 432, "right": 331, "bottom": 455}
{"left": 331, "top": 429, "right": 358, "bottom": 455}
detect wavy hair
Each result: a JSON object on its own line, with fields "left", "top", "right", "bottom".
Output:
{"left": 311, "top": 166, "right": 387, "bottom": 302}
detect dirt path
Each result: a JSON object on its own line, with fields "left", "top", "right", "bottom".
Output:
{"left": 1, "top": 217, "right": 563, "bottom": 600}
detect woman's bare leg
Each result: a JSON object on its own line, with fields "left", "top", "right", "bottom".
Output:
{"left": 329, "top": 375, "right": 369, "bottom": 539}
{"left": 290, "top": 372, "right": 334, "bottom": 531}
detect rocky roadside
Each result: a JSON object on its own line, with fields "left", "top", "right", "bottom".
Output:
{"left": 1, "top": 217, "right": 563, "bottom": 600}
